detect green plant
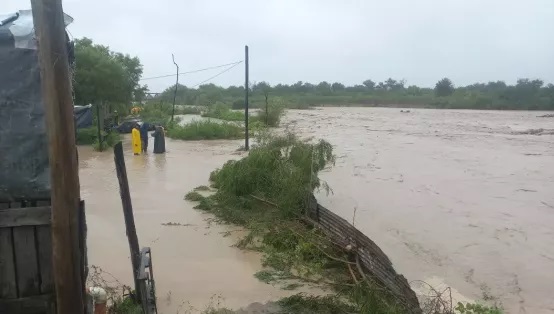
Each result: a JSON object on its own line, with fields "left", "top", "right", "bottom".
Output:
{"left": 166, "top": 120, "right": 242, "bottom": 140}
{"left": 110, "top": 296, "right": 142, "bottom": 314}
{"left": 202, "top": 102, "right": 245, "bottom": 121}
{"left": 455, "top": 302, "right": 503, "bottom": 314}
{"left": 256, "top": 97, "right": 285, "bottom": 127}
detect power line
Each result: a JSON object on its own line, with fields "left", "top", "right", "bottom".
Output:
{"left": 189, "top": 62, "right": 242, "bottom": 88}
{"left": 140, "top": 61, "right": 243, "bottom": 81}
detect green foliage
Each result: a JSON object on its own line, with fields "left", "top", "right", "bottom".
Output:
{"left": 75, "top": 127, "right": 98, "bottom": 145}
{"left": 74, "top": 38, "right": 145, "bottom": 107}
{"left": 202, "top": 102, "right": 245, "bottom": 121}
{"left": 278, "top": 294, "right": 356, "bottom": 314}
{"left": 185, "top": 191, "right": 205, "bottom": 201}
{"left": 256, "top": 97, "right": 286, "bottom": 127}
{"left": 76, "top": 127, "right": 120, "bottom": 151}
{"left": 153, "top": 78, "right": 554, "bottom": 111}
{"left": 455, "top": 302, "right": 503, "bottom": 314}
{"left": 109, "top": 296, "right": 142, "bottom": 314}
{"left": 435, "top": 78, "right": 455, "bottom": 97}
{"left": 166, "top": 120, "right": 242, "bottom": 140}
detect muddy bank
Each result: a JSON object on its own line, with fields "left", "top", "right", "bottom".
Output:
{"left": 283, "top": 107, "right": 554, "bottom": 314}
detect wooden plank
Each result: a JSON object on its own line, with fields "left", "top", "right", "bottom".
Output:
{"left": 36, "top": 201, "right": 54, "bottom": 294}
{"left": 13, "top": 226, "right": 40, "bottom": 297}
{"left": 0, "top": 228, "right": 17, "bottom": 298}
{"left": 0, "top": 206, "right": 51, "bottom": 228}
{"left": 0, "top": 294, "right": 55, "bottom": 314}
{"left": 13, "top": 227, "right": 40, "bottom": 298}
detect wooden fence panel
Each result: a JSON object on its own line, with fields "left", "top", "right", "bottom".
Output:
{"left": 306, "top": 201, "right": 422, "bottom": 313}
{"left": 0, "top": 199, "right": 77, "bottom": 314}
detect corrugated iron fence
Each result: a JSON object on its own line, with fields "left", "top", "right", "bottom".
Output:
{"left": 305, "top": 199, "right": 422, "bottom": 313}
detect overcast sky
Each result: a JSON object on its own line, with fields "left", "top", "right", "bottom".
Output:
{"left": 2, "top": 0, "right": 554, "bottom": 92}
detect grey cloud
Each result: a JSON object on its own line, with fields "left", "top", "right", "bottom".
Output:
{"left": 2, "top": 0, "right": 553, "bottom": 92}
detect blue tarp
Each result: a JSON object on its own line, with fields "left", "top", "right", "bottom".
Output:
{"left": 74, "top": 105, "right": 93, "bottom": 129}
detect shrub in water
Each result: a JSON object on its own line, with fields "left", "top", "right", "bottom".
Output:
{"left": 166, "top": 120, "right": 242, "bottom": 140}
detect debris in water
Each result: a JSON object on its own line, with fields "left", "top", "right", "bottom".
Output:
{"left": 161, "top": 222, "right": 195, "bottom": 227}
{"left": 512, "top": 128, "right": 554, "bottom": 135}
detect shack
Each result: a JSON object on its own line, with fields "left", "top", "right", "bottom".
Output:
{"left": 0, "top": 9, "right": 87, "bottom": 314}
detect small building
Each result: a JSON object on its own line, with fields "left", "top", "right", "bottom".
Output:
{"left": 0, "top": 10, "right": 74, "bottom": 200}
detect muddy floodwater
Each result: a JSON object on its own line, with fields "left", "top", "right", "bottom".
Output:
{"left": 80, "top": 108, "right": 554, "bottom": 314}
{"left": 284, "top": 108, "right": 554, "bottom": 314}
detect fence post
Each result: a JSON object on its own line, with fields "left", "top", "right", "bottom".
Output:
{"left": 113, "top": 142, "right": 143, "bottom": 303}
{"left": 244, "top": 45, "right": 249, "bottom": 151}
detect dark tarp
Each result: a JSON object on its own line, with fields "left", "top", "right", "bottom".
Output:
{"left": 0, "top": 10, "right": 73, "bottom": 201}
{"left": 74, "top": 105, "right": 93, "bottom": 129}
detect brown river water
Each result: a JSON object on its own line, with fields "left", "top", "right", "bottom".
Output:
{"left": 80, "top": 108, "right": 554, "bottom": 313}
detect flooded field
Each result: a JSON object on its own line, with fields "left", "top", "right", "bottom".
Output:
{"left": 80, "top": 107, "right": 554, "bottom": 314}
{"left": 79, "top": 137, "right": 299, "bottom": 313}
{"left": 283, "top": 108, "right": 554, "bottom": 314}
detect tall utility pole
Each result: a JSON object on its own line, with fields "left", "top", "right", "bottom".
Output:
{"left": 171, "top": 54, "right": 179, "bottom": 123}
{"left": 244, "top": 45, "right": 249, "bottom": 151}
{"left": 31, "top": 0, "right": 85, "bottom": 313}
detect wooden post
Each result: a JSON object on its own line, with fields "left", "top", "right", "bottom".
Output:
{"left": 113, "top": 142, "right": 143, "bottom": 302}
{"left": 30, "top": 1, "right": 85, "bottom": 313}
{"left": 244, "top": 45, "right": 249, "bottom": 151}
{"left": 96, "top": 103, "right": 102, "bottom": 152}
{"left": 171, "top": 54, "right": 179, "bottom": 123}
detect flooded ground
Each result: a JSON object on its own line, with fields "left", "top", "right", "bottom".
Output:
{"left": 283, "top": 107, "right": 554, "bottom": 314}
{"left": 79, "top": 136, "right": 302, "bottom": 313}
{"left": 81, "top": 107, "right": 554, "bottom": 314}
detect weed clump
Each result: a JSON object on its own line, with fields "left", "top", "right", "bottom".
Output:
{"left": 166, "top": 120, "right": 242, "bottom": 140}
{"left": 202, "top": 102, "right": 245, "bottom": 121}
{"left": 185, "top": 191, "right": 204, "bottom": 202}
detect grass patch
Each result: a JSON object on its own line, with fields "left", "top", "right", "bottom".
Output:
{"left": 166, "top": 120, "right": 242, "bottom": 140}
{"left": 76, "top": 127, "right": 120, "bottom": 151}
{"left": 202, "top": 102, "right": 245, "bottom": 121}
{"left": 185, "top": 191, "right": 205, "bottom": 202}
{"left": 194, "top": 185, "right": 211, "bottom": 191}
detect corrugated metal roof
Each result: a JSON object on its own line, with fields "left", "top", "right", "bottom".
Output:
{"left": 0, "top": 9, "right": 73, "bottom": 49}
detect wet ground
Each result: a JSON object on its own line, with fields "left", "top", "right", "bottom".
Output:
{"left": 81, "top": 107, "right": 554, "bottom": 314}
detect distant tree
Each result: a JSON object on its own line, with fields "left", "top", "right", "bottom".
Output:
{"left": 363, "top": 79, "right": 375, "bottom": 90}
{"left": 435, "top": 78, "right": 455, "bottom": 97}
{"left": 74, "top": 38, "right": 145, "bottom": 111}
{"left": 331, "top": 82, "right": 345, "bottom": 92}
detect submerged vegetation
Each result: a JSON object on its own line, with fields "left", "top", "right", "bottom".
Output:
{"left": 184, "top": 132, "right": 504, "bottom": 313}
{"left": 166, "top": 120, "right": 243, "bottom": 141}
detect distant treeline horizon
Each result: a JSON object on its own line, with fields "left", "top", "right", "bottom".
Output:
{"left": 152, "top": 78, "right": 554, "bottom": 111}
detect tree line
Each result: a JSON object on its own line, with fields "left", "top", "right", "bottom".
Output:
{"left": 72, "top": 38, "right": 554, "bottom": 112}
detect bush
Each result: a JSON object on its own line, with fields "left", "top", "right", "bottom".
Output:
{"left": 166, "top": 120, "right": 242, "bottom": 140}
{"left": 256, "top": 97, "right": 285, "bottom": 127}
{"left": 76, "top": 127, "right": 97, "bottom": 145}
{"left": 76, "top": 127, "right": 120, "bottom": 151}
{"left": 202, "top": 102, "right": 245, "bottom": 121}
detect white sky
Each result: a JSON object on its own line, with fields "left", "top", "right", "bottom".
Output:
{"left": 2, "top": 0, "right": 554, "bottom": 92}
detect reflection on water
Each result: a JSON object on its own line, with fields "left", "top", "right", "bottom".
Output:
{"left": 283, "top": 108, "right": 554, "bottom": 314}
{"left": 80, "top": 108, "right": 554, "bottom": 313}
